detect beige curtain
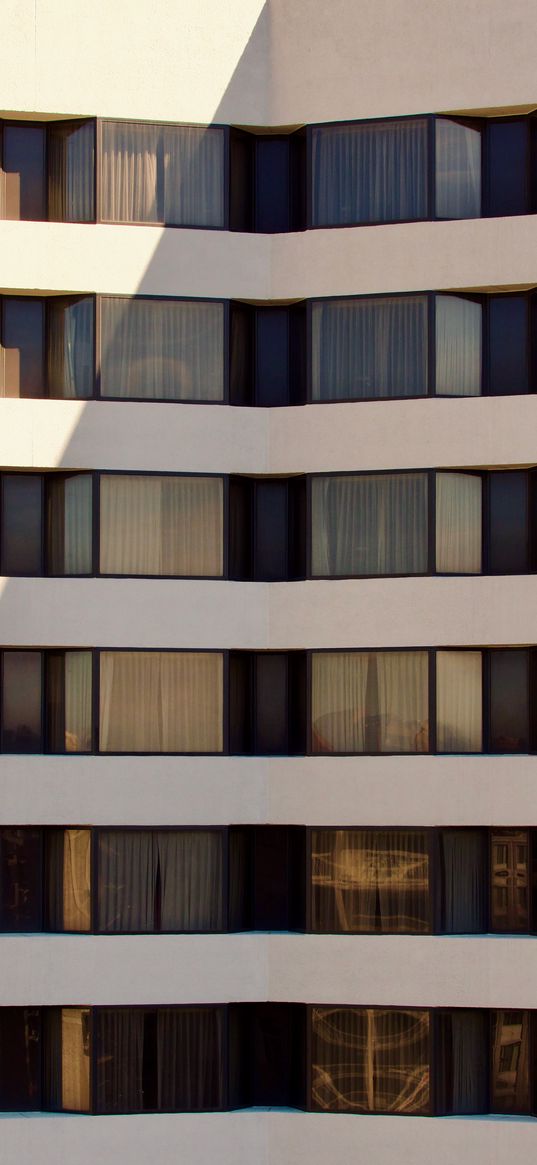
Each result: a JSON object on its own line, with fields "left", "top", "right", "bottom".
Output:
{"left": 99, "top": 651, "right": 223, "bottom": 753}
{"left": 436, "top": 651, "right": 482, "bottom": 752}
{"left": 62, "top": 829, "right": 91, "bottom": 931}
{"left": 101, "top": 122, "right": 158, "bottom": 222}
{"left": 311, "top": 652, "right": 428, "bottom": 753}
{"left": 61, "top": 1008, "right": 91, "bottom": 1111}
{"left": 435, "top": 295, "right": 482, "bottom": 396}
{"left": 99, "top": 475, "right": 223, "bottom": 576}
{"left": 65, "top": 651, "right": 93, "bottom": 752}
{"left": 436, "top": 472, "right": 482, "bottom": 573}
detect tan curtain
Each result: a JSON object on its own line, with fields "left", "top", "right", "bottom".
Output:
{"left": 311, "top": 829, "right": 429, "bottom": 933}
{"left": 65, "top": 651, "right": 93, "bottom": 752}
{"left": 62, "top": 829, "right": 91, "bottom": 931}
{"left": 99, "top": 651, "right": 223, "bottom": 753}
{"left": 61, "top": 1008, "right": 90, "bottom": 1111}
{"left": 99, "top": 475, "right": 223, "bottom": 576}
{"left": 436, "top": 472, "right": 482, "bottom": 572}
{"left": 437, "top": 651, "right": 482, "bottom": 752}
{"left": 435, "top": 296, "right": 482, "bottom": 396}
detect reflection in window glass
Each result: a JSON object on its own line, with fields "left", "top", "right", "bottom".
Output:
{"left": 436, "top": 651, "right": 482, "bottom": 752}
{"left": 47, "top": 298, "right": 94, "bottom": 399}
{"left": 47, "top": 475, "right": 93, "bottom": 574}
{"left": 491, "top": 830, "right": 529, "bottom": 932}
{"left": 312, "top": 119, "right": 428, "bottom": 226}
{"left": 311, "top": 1007, "right": 429, "bottom": 1113}
{"left": 311, "top": 473, "right": 428, "bottom": 576}
{"left": 100, "top": 475, "right": 223, "bottom": 576}
{"left": 435, "top": 472, "right": 482, "bottom": 573}
{"left": 1, "top": 475, "right": 43, "bottom": 574}
{"left": 435, "top": 119, "right": 481, "bottom": 219}
{"left": 1, "top": 651, "right": 42, "bottom": 753}
{"left": 311, "top": 651, "right": 429, "bottom": 754}
{"left": 311, "top": 829, "right": 429, "bottom": 933}
{"left": 101, "top": 121, "right": 225, "bottom": 227}
{"left": 100, "top": 297, "right": 224, "bottom": 401}
{"left": 311, "top": 296, "right": 428, "bottom": 401}
{"left": 0, "top": 828, "right": 41, "bottom": 932}
{"left": 1, "top": 299, "right": 44, "bottom": 398}
{"left": 435, "top": 296, "right": 482, "bottom": 396}
{"left": 48, "top": 122, "right": 95, "bottom": 223}
{"left": 492, "top": 1011, "right": 530, "bottom": 1113}
{"left": 99, "top": 651, "right": 223, "bottom": 753}
{"left": 489, "top": 651, "right": 529, "bottom": 754}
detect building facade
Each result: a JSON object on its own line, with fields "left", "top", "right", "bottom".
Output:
{"left": 1, "top": 0, "right": 537, "bottom": 1161}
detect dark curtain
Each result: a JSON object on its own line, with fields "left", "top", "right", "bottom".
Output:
{"left": 440, "top": 830, "right": 486, "bottom": 933}
{"left": 96, "top": 1009, "right": 144, "bottom": 1114}
{"left": 156, "top": 1008, "right": 224, "bottom": 1111}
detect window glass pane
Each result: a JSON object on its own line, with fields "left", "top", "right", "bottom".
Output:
{"left": 312, "top": 119, "right": 428, "bottom": 226}
{"left": 488, "top": 471, "right": 528, "bottom": 573}
{"left": 99, "top": 475, "right": 223, "bottom": 576}
{"left": 311, "top": 829, "right": 429, "bottom": 933}
{"left": 435, "top": 296, "right": 482, "bottom": 396}
{"left": 489, "top": 297, "right": 529, "bottom": 395}
{"left": 47, "top": 474, "right": 93, "bottom": 574}
{"left": 2, "top": 125, "right": 45, "bottom": 219}
{"left": 439, "top": 830, "right": 487, "bottom": 932}
{"left": 1, "top": 475, "right": 43, "bottom": 574}
{"left": 101, "top": 121, "right": 225, "bottom": 226}
{"left": 100, "top": 297, "right": 224, "bottom": 401}
{"left": 156, "top": 1008, "right": 224, "bottom": 1110}
{"left": 0, "top": 828, "right": 42, "bottom": 931}
{"left": 254, "top": 481, "right": 288, "bottom": 581}
{"left": 435, "top": 472, "right": 482, "bottom": 573}
{"left": 311, "top": 651, "right": 429, "bottom": 754}
{"left": 437, "top": 1011, "right": 488, "bottom": 1114}
{"left": 435, "top": 119, "right": 481, "bottom": 219}
{"left": 96, "top": 1008, "right": 144, "bottom": 1113}
{"left": 312, "top": 472, "right": 428, "bottom": 576}
{"left": 255, "top": 138, "right": 290, "bottom": 233}
{"left": 2, "top": 299, "right": 44, "bottom": 398}
{"left": 255, "top": 309, "right": 289, "bottom": 405}
{"left": 47, "top": 298, "right": 94, "bottom": 399}
{"left": 489, "top": 651, "right": 529, "bottom": 754}
{"left": 486, "top": 121, "right": 530, "bottom": 217}
{"left": 436, "top": 651, "right": 482, "bottom": 752}
{"left": 255, "top": 654, "right": 288, "bottom": 754}
{"left": 45, "top": 829, "right": 91, "bottom": 932}
{"left": 59, "top": 1008, "right": 91, "bottom": 1112}
{"left": 48, "top": 121, "right": 94, "bottom": 222}
{"left": 311, "top": 296, "right": 428, "bottom": 401}
{"left": 491, "top": 830, "right": 529, "bottom": 932}
{"left": 492, "top": 1011, "right": 530, "bottom": 1113}
{"left": 99, "top": 651, "right": 223, "bottom": 753}
{"left": 97, "top": 831, "right": 156, "bottom": 932}
{"left": 0, "top": 1008, "right": 41, "bottom": 1110}
{"left": 311, "top": 1007, "right": 429, "bottom": 1113}
{"left": 2, "top": 651, "right": 42, "bottom": 752}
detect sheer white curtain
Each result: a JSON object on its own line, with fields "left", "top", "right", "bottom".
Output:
{"left": 435, "top": 295, "right": 482, "bottom": 396}
{"left": 100, "top": 296, "right": 224, "bottom": 401}
{"left": 65, "top": 651, "right": 93, "bottom": 752}
{"left": 48, "top": 122, "right": 94, "bottom": 222}
{"left": 435, "top": 472, "right": 482, "bottom": 573}
{"left": 99, "top": 651, "right": 223, "bottom": 753}
{"left": 312, "top": 652, "right": 428, "bottom": 753}
{"left": 436, "top": 651, "right": 482, "bottom": 751}
{"left": 99, "top": 475, "right": 223, "bottom": 576}
{"left": 312, "top": 118, "right": 428, "bottom": 226}
{"left": 435, "top": 119, "right": 481, "bottom": 219}
{"left": 48, "top": 298, "right": 94, "bottom": 399}
{"left": 311, "top": 295, "right": 428, "bottom": 400}
{"left": 311, "top": 472, "right": 428, "bottom": 575}
{"left": 101, "top": 121, "right": 224, "bottom": 226}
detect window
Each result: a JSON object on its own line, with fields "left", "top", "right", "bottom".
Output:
{"left": 99, "top": 297, "right": 224, "bottom": 401}
{"left": 311, "top": 1007, "right": 430, "bottom": 1113}
{"left": 311, "top": 829, "right": 430, "bottom": 933}
{"left": 229, "top": 129, "right": 306, "bottom": 233}
{"left": 0, "top": 649, "right": 92, "bottom": 754}
{"left": 229, "top": 652, "right": 307, "bottom": 755}
{"left": 311, "top": 651, "right": 429, "bottom": 754}
{"left": 0, "top": 119, "right": 94, "bottom": 221}
{"left": 100, "top": 121, "right": 225, "bottom": 227}
{"left": 311, "top": 473, "right": 428, "bottom": 576}
{"left": 99, "top": 474, "right": 224, "bottom": 576}
{"left": 99, "top": 651, "right": 223, "bottom": 753}
{"left": 311, "top": 295, "right": 428, "bottom": 401}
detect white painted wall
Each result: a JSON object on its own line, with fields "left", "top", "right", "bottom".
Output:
{"left": 0, "top": 933, "right": 536, "bottom": 1008}
{"left": 0, "top": 1109, "right": 535, "bottom": 1165}
{"left": 0, "top": 755, "right": 535, "bottom": 828}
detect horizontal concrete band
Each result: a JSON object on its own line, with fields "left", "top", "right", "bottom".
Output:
{"left": 0, "top": 1107, "right": 535, "bottom": 1165}
{"left": 1, "top": 932, "right": 537, "bottom": 1007}
{"left": 1, "top": 396, "right": 536, "bottom": 477}
{"left": 1, "top": 755, "right": 536, "bottom": 827}
{"left": 0, "top": 576, "right": 536, "bottom": 649}
{"left": 0, "top": 217, "right": 536, "bottom": 301}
